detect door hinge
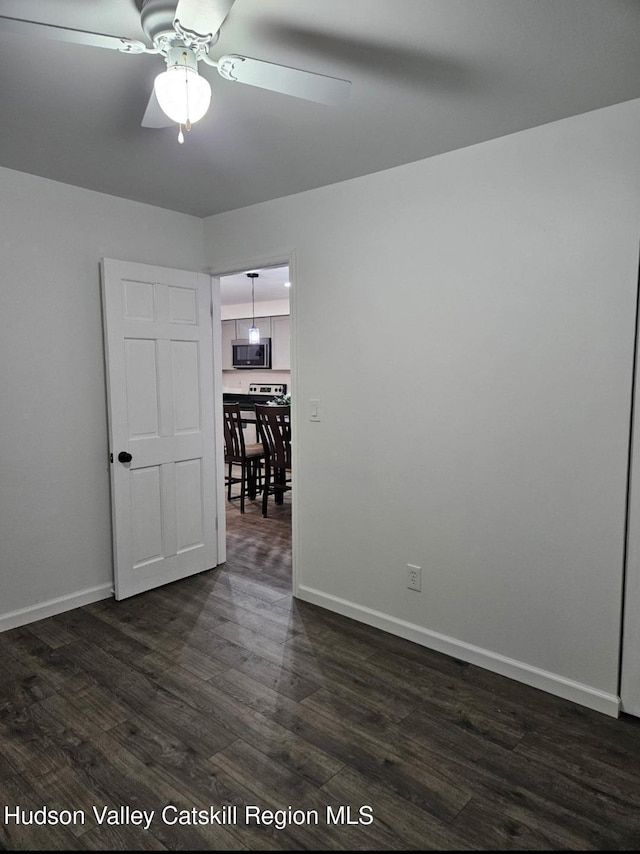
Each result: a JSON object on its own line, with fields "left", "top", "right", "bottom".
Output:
{"left": 109, "top": 452, "right": 113, "bottom": 463}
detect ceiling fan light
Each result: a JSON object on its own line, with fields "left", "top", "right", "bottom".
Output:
{"left": 154, "top": 65, "right": 211, "bottom": 125}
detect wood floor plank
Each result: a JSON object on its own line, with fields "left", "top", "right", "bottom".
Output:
{"left": 83, "top": 599, "right": 197, "bottom": 657}
{"left": 57, "top": 639, "right": 238, "bottom": 759}
{"left": 514, "top": 716, "right": 640, "bottom": 782}
{"left": 151, "top": 579, "right": 298, "bottom": 645}
{"left": 212, "top": 620, "right": 414, "bottom": 725}
{"left": 19, "top": 617, "right": 81, "bottom": 650}
{"left": 0, "top": 703, "right": 78, "bottom": 780}
{"left": 321, "top": 765, "right": 473, "bottom": 851}
{"left": 442, "top": 738, "right": 634, "bottom": 849}
{"left": 53, "top": 607, "right": 153, "bottom": 660}
{"left": 78, "top": 824, "right": 168, "bottom": 851}
{"left": 164, "top": 675, "right": 345, "bottom": 787}
{"left": 0, "top": 773, "right": 87, "bottom": 850}
{"left": 403, "top": 695, "right": 528, "bottom": 752}
{"left": 52, "top": 683, "right": 133, "bottom": 732}
{"left": 276, "top": 637, "right": 418, "bottom": 722}
{"left": 0, "top": 628, "right": 92, "bottom": 693}
{"left": 2, "top": 501, "right": 640, "bottom": 849}
{"left": 451, "top": 795, "right": 584, "bottom": 851}
{"left": 139, "top": 644, "right": 231, "bottom": 683}
{"left": 32, "top": 694, "right": 245, "bottom": 851}
{"left": 460, "top": 662, "right": 631, "bottom": 741}
{"left": 107, "top": 719, "right": 302, "bottom": 851}
{"left": 290, "top": 599, "right": 470, "bottom": 678}
{"left": 310, "top": 681, "right": 614, "bottom": 850}
{"left": 106, "top": 650, "right": 344, "bottom": 789}
{"left": 215, "top": 561, "right": 292, "bottom": 596}
{"left": 0, "top": 673, "right": 57, "bottom": 713}
{"left": 209, "top": 622, "right": 321, "bottom": 701}
{"left": 197, "top": 585, "right": 297, "bottom": 630}
{"left": 301, "top": 686, "right": 492, "bottom": 764}
{"left": 377, "top": 661, "right": 534, "bottom": 748}
{"left": 207, "top": 668, "right": 472, "bottom": 824}
{"left": 209, "top": 737, "right": 403, "bottom": 851}
{"left": 472, "top": 741, "right": 640, "bottom": 847}
{"left": 206, "top": 569, "right": 292, "bottom": 604}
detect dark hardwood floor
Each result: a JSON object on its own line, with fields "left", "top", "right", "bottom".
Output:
{"left": 2, "top": 490, "right": 640, "bottom": 850}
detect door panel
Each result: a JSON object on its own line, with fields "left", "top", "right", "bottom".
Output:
{"left": 101, "top": 258, "right": 219, "bottom": 599}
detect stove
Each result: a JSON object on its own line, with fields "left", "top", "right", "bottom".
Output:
{"left": 248, "top": 383, "right": 287, "bottom": 398}
{"left": 223, "top": 382, "right": 287, "bottom": 410}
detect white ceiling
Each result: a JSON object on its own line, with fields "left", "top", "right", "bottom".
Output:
{"left": 1, "top": 1, "right": 640, "bottom": 220}
{"left": 220, "top": 263, "right": 290, "bottom": 306}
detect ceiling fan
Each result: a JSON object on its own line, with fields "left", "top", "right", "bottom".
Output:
{"left": 0, "top": 0, "right": 352, "bottom": 143}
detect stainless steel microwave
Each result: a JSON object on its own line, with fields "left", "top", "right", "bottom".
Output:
{"left": 232, "top": 338, "right": 272, "bottom": 369}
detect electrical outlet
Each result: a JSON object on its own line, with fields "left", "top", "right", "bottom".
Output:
{"left": 407, "top": 564, "right": 421, "bottom": 592}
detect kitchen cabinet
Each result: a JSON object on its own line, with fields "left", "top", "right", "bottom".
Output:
{"left": 221, "top": 319, "right": 236, "bottom": 370}
{"left": 271, "top": 315, "right": 291, "bottom": 370}
{"left": 222, "top": 314, "right": 290, "bottom": 371}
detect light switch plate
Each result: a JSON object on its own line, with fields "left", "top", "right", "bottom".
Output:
{"left": 310, "top": 399, "right": 321, "bottom": 421}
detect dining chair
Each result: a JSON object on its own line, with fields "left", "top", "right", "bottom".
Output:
{"left": 255, "top": 404, "right": 292, "bottom": 517}
{"left": 223, "top": 402, "right": 265, "bottom": 513}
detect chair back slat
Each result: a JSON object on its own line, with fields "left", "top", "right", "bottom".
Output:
{"left": 255, "top": 405, "right": 291, "bottom": 469}
{"left": 223, "top": 402, "right": 246, "bottom": 462}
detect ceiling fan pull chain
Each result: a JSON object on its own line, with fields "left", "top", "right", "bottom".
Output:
{"left": 178, "top": 125, "right": 184, "bottom": 144}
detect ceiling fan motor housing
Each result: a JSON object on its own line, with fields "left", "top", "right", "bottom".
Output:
{"left": 141, "top": 0, "right": 220, "bottom": 52}
{"left": 140, "top": 0, "right": 177, "bottom": 44}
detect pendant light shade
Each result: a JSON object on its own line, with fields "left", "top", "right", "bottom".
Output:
{"left": 154, "top": 47, "right": 211, "bottom": 126}
{"left": 247, "top": 272, "right": 260, "bottom": 344}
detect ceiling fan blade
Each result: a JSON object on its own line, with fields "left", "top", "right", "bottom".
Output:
{"left": 173, "top": 0, "right": 236, "bottom": 39}
{"left": 141, "top": 89, "right": 174, "bottom": 129}
{"left": 216, "top": 55, "right": 351, "bottom": 105}
{"left": 0, "top": 15, "right": 147, "bottom": 53}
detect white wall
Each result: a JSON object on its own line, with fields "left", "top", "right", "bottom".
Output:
{"left": 203, "top": 100, "right": 640, "bottom": 715}
{"left": 0, "top": 167, "right": 204, "bottom": 627}
{"left": 221, "top": 298, "right": 290, "bottom": 319}
{"left": 2, "top": 100, "right": 639, "bottom": 716}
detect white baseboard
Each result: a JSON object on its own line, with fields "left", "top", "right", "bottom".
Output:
{"left": 0, "top": 584, "right": 113, "bottom": 634}
{"left": 296, "top": 585, "right": 621, "bottom": 718}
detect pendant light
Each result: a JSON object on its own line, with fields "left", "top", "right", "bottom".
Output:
{"left": 247, "top": 273, "right": 260, "bottom": 344}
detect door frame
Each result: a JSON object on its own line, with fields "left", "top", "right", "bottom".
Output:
{"left": 208, "top": 250, "right": 298, "bottom": 595}
{"left": 619, "top": 249, "right": 640, "bottom": 714}
{"left": 210, "top": 271, "right": 227, "bottom": 566}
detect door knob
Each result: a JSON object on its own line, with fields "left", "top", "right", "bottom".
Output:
{"left": 118, "top": 451, "right": 133, "bottom": 463}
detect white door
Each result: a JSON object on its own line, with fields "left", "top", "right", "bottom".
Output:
{"left": 101, "top": 258, "right": 219, "bottom": 599}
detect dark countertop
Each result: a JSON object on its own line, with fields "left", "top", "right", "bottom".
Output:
{"left": 223, "top": 394, "right": 280, "bottom": 421}
{"left": 223, "top": 393, "right": 263, "bottom": 407}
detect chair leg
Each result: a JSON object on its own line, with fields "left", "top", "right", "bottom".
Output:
{"left": 247, "top": 459, "right": 257, "bottom": 500}
{"left": 240, "top": 460, "right": 246, "bottom": 513}
{"left": 275, "top": 467, "right": 284, "bottom": 505}
{"left": 262, "top": 461, "right": 270, "bottom": 517}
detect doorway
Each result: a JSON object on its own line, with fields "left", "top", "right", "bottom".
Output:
{"left": 217, "top": 263, "right": 293, "bottom": 551}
